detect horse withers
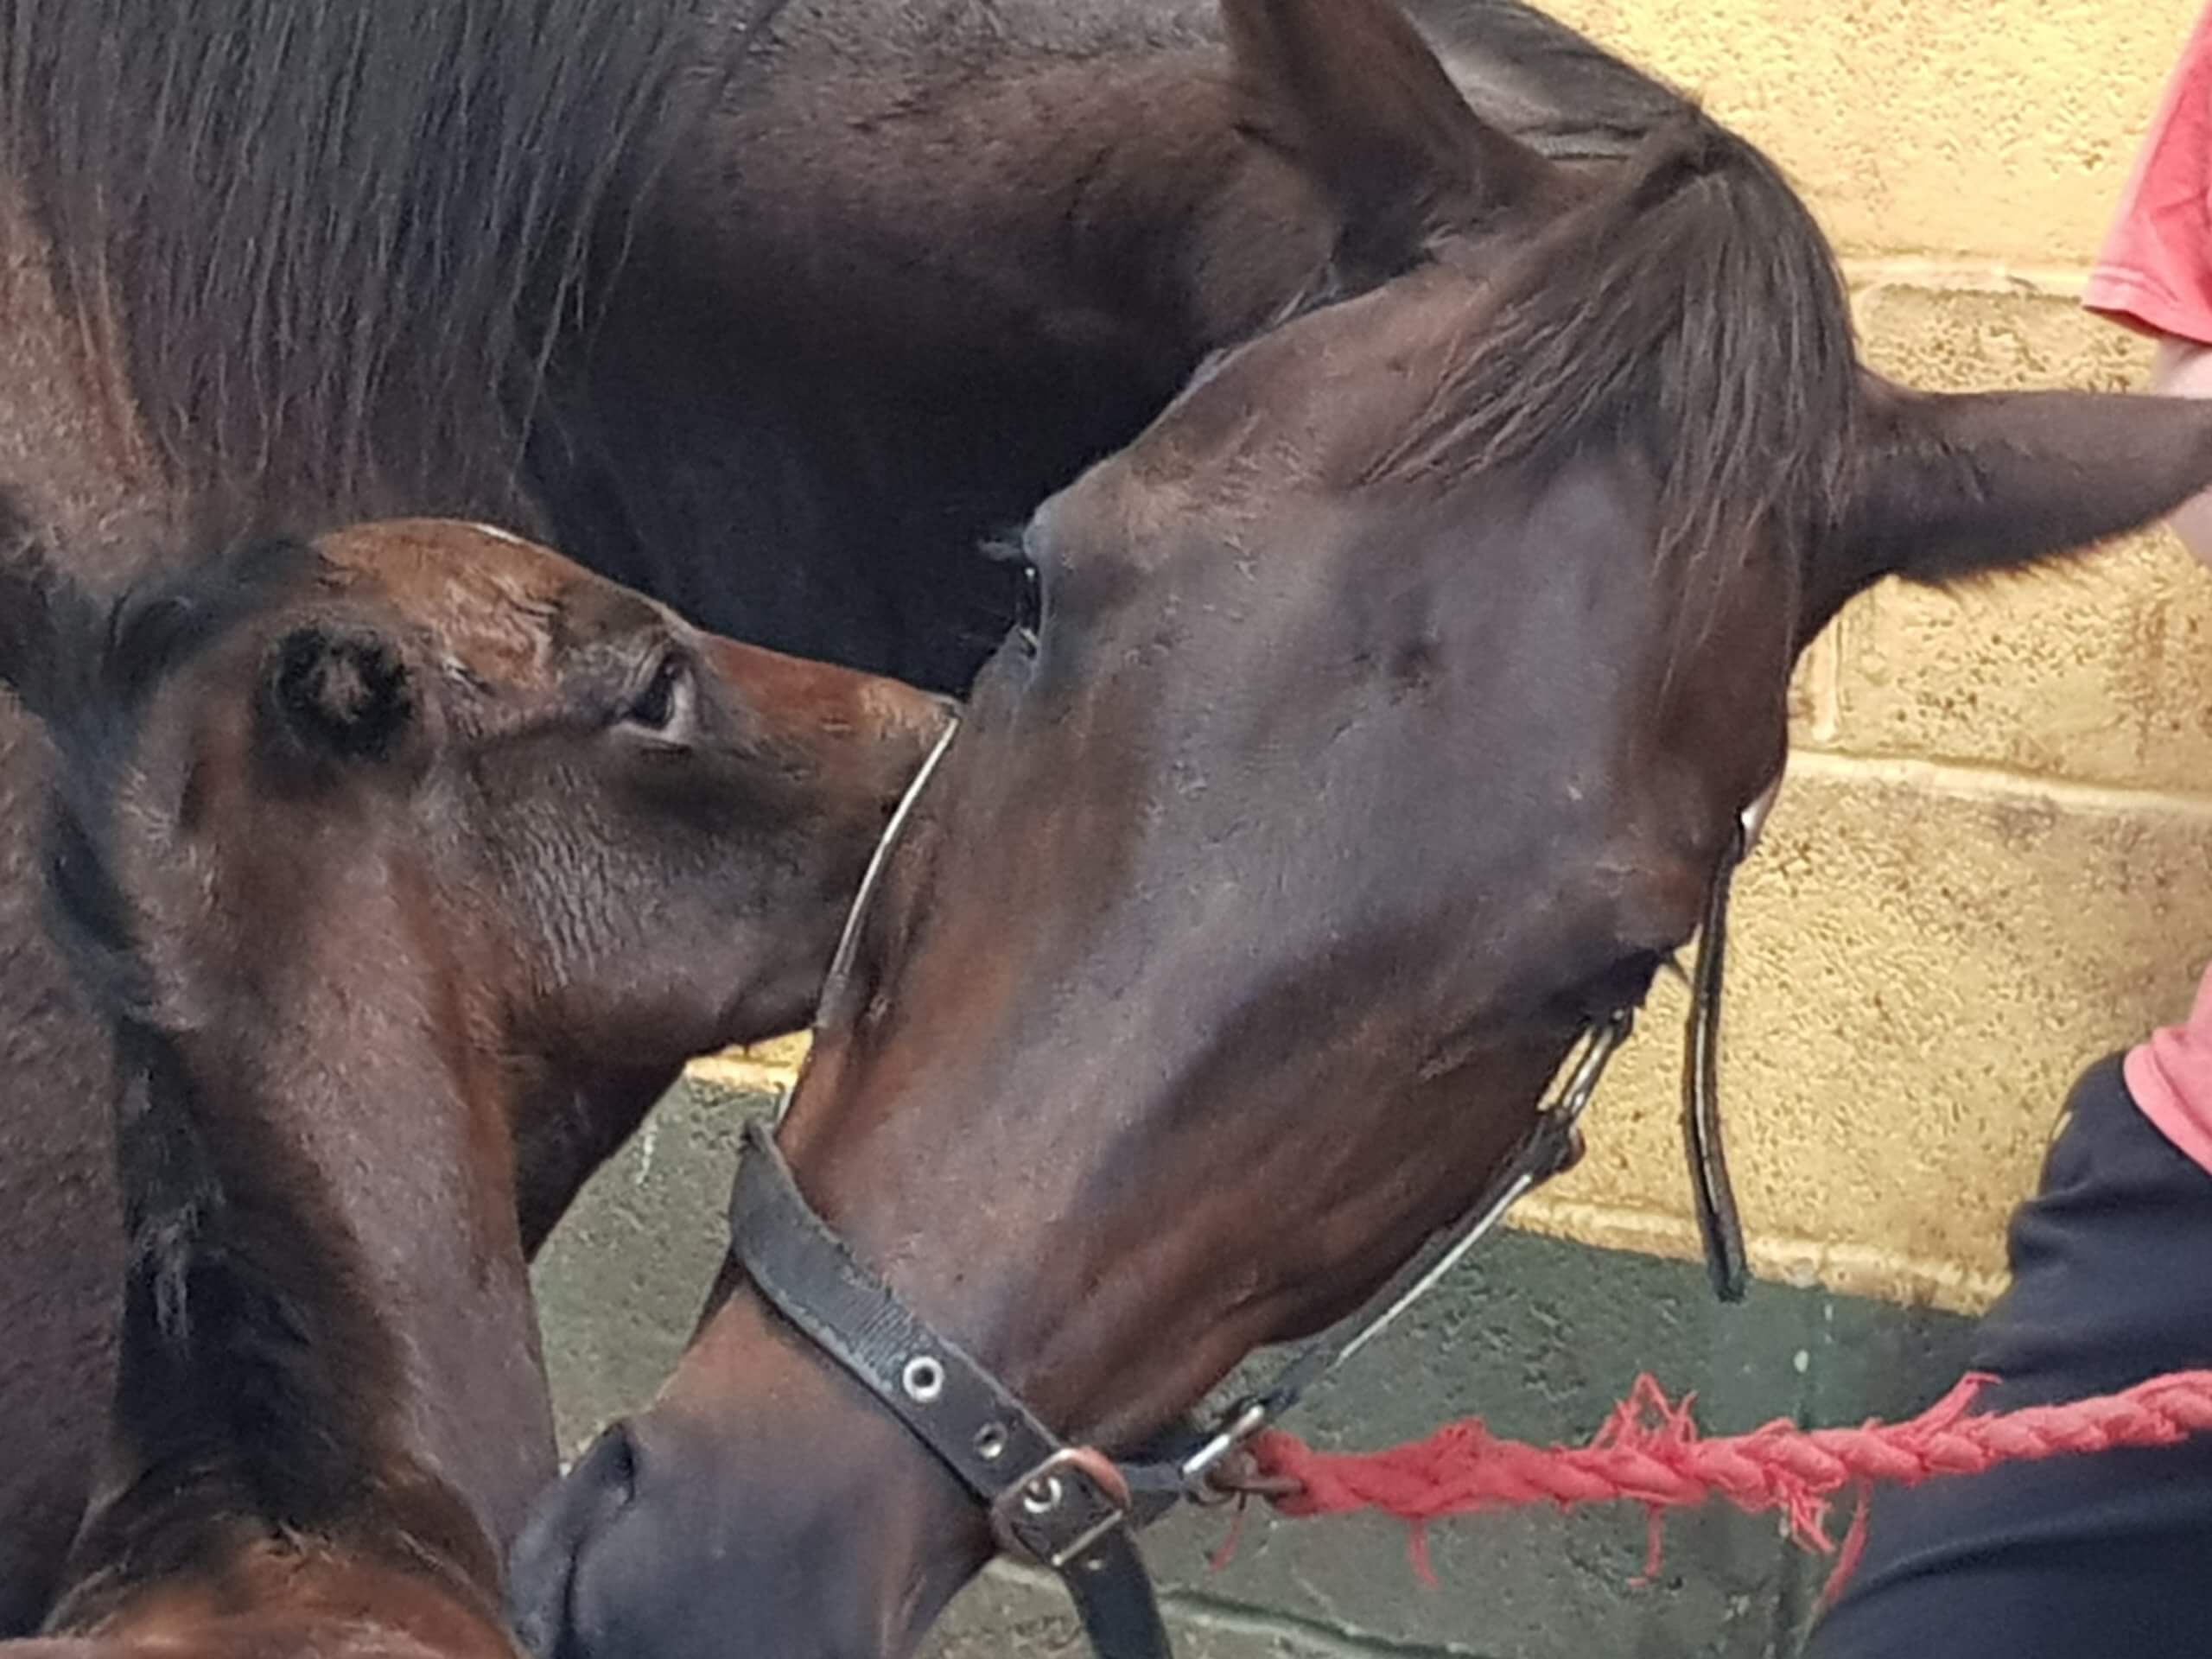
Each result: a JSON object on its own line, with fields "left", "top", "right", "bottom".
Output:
{"left": 0, "top": 508, "right": 947, "bottom": 1655}
{"left": 509, "top": 2, "right": 2212, "bottom": 1656}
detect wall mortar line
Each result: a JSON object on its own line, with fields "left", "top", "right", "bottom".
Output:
{"left": 1838, "top": 255, "right": 2094, "bottom": 296}
{"left": 1507, "top": 1194, "right": 2012, "bottom": 1314}
{"left": 1783, "top": 746, "right": 2212, "bottom": 818}
{"left": 1808, "top": 622, "right": 1842, "bottom": 745}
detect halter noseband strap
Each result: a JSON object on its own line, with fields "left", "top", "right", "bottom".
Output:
{"left": 722, "top": 1007, "right": 1640, "bottom": 1659}
{"left": 728, "top": 1122, "right": 1176, "bottom": 1659}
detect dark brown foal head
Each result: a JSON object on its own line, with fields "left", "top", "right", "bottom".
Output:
{"left": 511, "top": 4, "right": 2212, "bottom": 1657}
{"left": 302, "top": 523, "right": 959, "bottom": 1253}
{"left": 0, "top": 511, "right": 947, "bottom": 1653}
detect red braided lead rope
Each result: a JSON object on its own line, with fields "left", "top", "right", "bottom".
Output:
{"left": 1236, "top": 1369, "right": 2212, "bottom": 1596}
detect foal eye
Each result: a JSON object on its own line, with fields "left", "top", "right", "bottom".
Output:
{"left": 620, "top": 652, "right": 696, "bottom": 741}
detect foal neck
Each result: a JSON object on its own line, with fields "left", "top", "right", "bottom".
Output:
{"left": 52, "top": 925, "right": 550, "bottom": 1636}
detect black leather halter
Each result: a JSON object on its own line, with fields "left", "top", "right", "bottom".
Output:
{"left": 1686, "top": 818, "right": 1751, "bottom": 1301}
{"left": 720, "top": 722, "right": 1769, "bottom": 1658}
{"left": 726, "top": 1011, "right": 1633, "bottom": 1659}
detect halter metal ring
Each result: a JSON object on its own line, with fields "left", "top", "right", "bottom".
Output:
{"left": 988, "top": 1446, "right": 1135, "bottom": 1570}
{"left": 1178, "top": 1399, "right": 1271, "bottom": 1500}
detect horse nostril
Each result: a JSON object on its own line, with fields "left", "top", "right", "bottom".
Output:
{"left": 506, "top": 1421, "right": 642, "bottom": 1659}
{"left": 570, "top": 1419, "right": 640, "bottom": 1515}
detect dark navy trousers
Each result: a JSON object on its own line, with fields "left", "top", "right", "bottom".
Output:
{"left": 1804, "top": 1054, "right": 2212, "bottom": 1658}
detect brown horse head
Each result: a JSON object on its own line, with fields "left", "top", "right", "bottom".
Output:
{"left": 511, "top": 5, "right": 2212, "bottom": 1657}
{"left": 0, "top": 510, "right": 947, "bottom": 1653}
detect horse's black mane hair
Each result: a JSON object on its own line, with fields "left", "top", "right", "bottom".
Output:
{"left": 0, "top": 0, "right": 712, "bottom": 514}
{"left": 0, "top": 0, "right": 1696, "bottom": 532}
{"left": 0, "top": 506, "right": 485, "bottom": 1611}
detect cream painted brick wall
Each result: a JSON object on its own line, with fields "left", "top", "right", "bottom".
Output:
{"left": 1523, "top": 762, "right": 2212, "bottom": 1303}
{"left": 1499, "top": 2, "right": 2212, "bottom": 1308}
{"left": 1825, "top": 283, "right": 2212, "bottom": 795}
{"left": 1827, "top": 531, "right": 2212, "bottom": 795}
{"left": 1544, "top": 0, "right": 2205, "bottom": 262}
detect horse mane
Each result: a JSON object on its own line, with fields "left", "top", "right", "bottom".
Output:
{"left": 0, "top": 0, "right": 712, "bottom": 515}
{"left": 1363, "top": 112, "right": 1859, "bottom": 637}
{"left": 7, "top": 518, "right": 486, "bottom": 1608}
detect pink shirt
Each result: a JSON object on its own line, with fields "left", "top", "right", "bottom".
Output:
{"left": 2126, "top": 971, "right": 2212, "bottom": 1178}
{"left": 2087, "top": 3, "right": 2212, "bottom": 343}
{"left": 2090, "top": 4, "right": 2212, "bottom": 1174}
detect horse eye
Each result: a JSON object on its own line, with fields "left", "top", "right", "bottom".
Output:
{"left": 622, "top": 652, "right": 696, "bottom": 739}
{"left": 1013, "top": 559, "right": 1042, "bottom": 653}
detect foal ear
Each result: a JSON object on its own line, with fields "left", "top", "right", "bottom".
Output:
{"left": 0, "top": 495, "right": 98, "bottom": 724}
{"left": 261, "top": 626, "right": 420, "bottom": 769}
{"left": 1821, "top": 378, "right": 2212, "bottom": 629}
{"left": 1223, "top": 0, "right": 1546, "bottom": 274}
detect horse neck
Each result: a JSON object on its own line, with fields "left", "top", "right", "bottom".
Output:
{"left": 60, "top": 924, "right": 550, "bottom": 1620}
{"left": 836, "top": 48, "right": 1330, "bottom": 354}
{"left": 535, "top": 42, "right": 1339, "bottom": 693}
{"left": 237, "top": 948, "right": 556, "bottom": 1552}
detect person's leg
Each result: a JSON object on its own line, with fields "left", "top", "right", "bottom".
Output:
{"left": 1804, "top": 1053, "right": 2212, "bottom": 1659}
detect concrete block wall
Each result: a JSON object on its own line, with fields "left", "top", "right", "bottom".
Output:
{"left": 531, "top": 3, "right": 2212, "bottom": 1655}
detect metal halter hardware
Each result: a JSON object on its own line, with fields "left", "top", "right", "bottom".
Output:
{"left": 726, "top": 729, "right": 1773, "bottom": 1659}
{"left": 728, "top": 1123, "right": 1179, "bottom": 1659}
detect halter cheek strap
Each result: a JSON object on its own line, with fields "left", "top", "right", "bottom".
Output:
{"left": 1683, "top": 818, "right": 1750, "bottom": 1302}
{"left": 1681, "top": 779, "right": 1778, "bottom": 1303}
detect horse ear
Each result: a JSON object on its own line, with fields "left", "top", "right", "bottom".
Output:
{"left": 0, "top": 496, "right": 96, "bottom": 723}
{"left": 1222, "top": 0, "right": 1547, "bottom": 275}
{"left": 261, "top": 625, "right": 420, "bottom": 768}
{"left": 1815, "top": 378, "right": 2212, "bottom": 635}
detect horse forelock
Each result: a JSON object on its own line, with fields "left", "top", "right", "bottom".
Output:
{"left": 1357, "top": 113, "right": 1858, "bottom": 659}
{"left": 0, "top": 0, "right": 716, "bottom": 518}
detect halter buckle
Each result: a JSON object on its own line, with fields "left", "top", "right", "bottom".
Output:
{"left": 988, "top": 1446, "right": 1135, "bottom": 1570}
